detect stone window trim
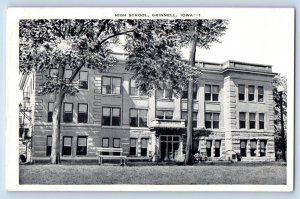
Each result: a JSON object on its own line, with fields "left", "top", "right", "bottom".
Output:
{"left": 259, "top": 113, "right": 265, "bottom": 130}
{"left": 249, "top": 112, "right": 256, "bottom": 129}
{"left": 181, "top": 111, "right": 198, "bottom": 128}
{"left": 101, "top": 76, "right": 122, "bottom": 95}
{"left": 258, "top": 86, "right": 264, "bottom": 102}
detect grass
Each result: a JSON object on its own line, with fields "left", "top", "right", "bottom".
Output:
{"left": 19, "top": 164, "right": 287, "bottom": 185}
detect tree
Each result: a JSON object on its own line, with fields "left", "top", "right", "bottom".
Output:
{"left": 125, "top": 19, "right": 229, "bottom": 164}
{"left": 19, "top": 19, "right": 137, "bottom": 164}
{"left": 273, "top": 74, "right": 287, "bottom": 161}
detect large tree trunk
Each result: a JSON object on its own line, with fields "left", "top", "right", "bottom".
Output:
{"left": 50, "top": 65, "right": 66, "bottom": 164}
{"left": 184, "top": 26, "right": 198, "bottom": 165}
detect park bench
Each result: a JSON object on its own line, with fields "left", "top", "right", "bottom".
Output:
{"left": 97, "top": 147, "right": 126, "bottom": 166}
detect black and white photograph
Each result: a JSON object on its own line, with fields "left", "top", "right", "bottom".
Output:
{"left": 6, "top": 7, "right": 294, "bottom": 191}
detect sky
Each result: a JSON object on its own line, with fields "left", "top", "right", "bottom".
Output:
{"left": 180, "top": 9, "right": 294, "bottom": 78}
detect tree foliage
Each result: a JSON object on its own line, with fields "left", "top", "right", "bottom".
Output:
{"left": 273, "top": 74, "right": 287, "bottom": 157}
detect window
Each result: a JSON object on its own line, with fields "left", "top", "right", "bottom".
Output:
{"left": 113, "top": 138, "right": 121, "bottom": 156}
{"left": 240, "top": 140, "right": 247, "bottom": 157}
{"left": 238, "top": 85, "right": 245, "bottom": 101}
{"left": 78, "top": 103, "right": 88, "bottom": 123}
{"left": 156, "top": 89, "right": 173, "bottom": 99}
{"left": 130, "top": 79, "right": 145, "bottom": 96}
{"left": 260, "top": 140, "right": 267, "bottom": 157}
{"left": 62, "top": 136, "right": 72, "bottom": 156}
{"left": 76, "top": 136, "right": 87, "bottom": 156}
{"left": 249, "top": 113, "right": 256, "bottom": 129}
{"left": 46, "top": 136, "right": 52, "bottom": 156}
{"left": 48, "top": 102, "right": 54, "bottom": 123}
{"left": 79, "top": 71, "right": 88, "bottom": 90}
{"left": 181, "top": 111, "right": 198, "bottom": 128}
{"left": 156, "top": 110, "right": 173, "bottom": 120}
{"left": 248, "top": 86, "right": 255, "bottom": 101}
{"left": 141, "top": 138, "right": 148, "bottom": 156}
{"left": 206, "top": 140, "right": 212, "bottom": 157}
{"left": 102, "top": 138, "right": 109, "bottom": 155}
{"left": 258, "top": 86, "right": 264, "bottom": 102}
{"left": 182, "top": 84, "right": 198, "bottom": 100}
{"left": 102, "top": 138, "right": 109, "bottom": 148}
{"left": 130, "top": 109, "right": 148, "bottom": 127}
{"left": 239, "top": 112, "right": 246, "bottom": 129}
{"left": 102, "top": 107, "right": 121, "bottom": 126}
{"left": 64, "top": 69, "right": 72, "bottom": 80}
{"left": 259, "top": 113, "right": 265, "bottom": 129}
{"left": 129, "top": 138, "right": 137, "bottom": 156}
{"left": 215, "top": 140, "right": 221, "bottom": 157}
{"left": 102, "top": 76, "right": 121, "bottom": 94}
{"left": 250, "top": 140, "right": 257, "bottom": 157}
{"left": 205, "top": 85, "right": 219, "bottom": 101}
{"left": 49, "top": 68, "right": 58, "bottom": 77}
{"left": 205, "top": 112, "right": 220, "bottom": 129}
{"left": 63, "top": 103, "right": 73, "bottom": 123}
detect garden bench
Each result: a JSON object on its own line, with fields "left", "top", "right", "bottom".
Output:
{"left": 97, "top": 147, "right": 126, "bottom": 166}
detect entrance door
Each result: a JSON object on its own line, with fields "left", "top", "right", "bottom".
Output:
{"left": 160, "top": 135, "right": 180, "bottom": 161}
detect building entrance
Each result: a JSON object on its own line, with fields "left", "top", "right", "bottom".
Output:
{"left": 160, "top": 135, "right": 180, "bottom": 161}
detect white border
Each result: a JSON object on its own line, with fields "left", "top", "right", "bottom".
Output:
{"left": 6, "top": 7, "right": 294, "bottom": 192}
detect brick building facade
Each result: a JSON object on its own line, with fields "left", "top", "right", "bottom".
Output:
{"left": 20, "top": 58, "right": 277, "bottom": 162}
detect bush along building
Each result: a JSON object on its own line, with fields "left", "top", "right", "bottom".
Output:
{"left": 20, "top": 58, "right": 277, "bottom": 163}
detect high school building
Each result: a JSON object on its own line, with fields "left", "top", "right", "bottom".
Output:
{"left": 19, "top": 57, "right": 277, "bottom": 162}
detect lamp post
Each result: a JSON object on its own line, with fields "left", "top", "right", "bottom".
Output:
{"left": 277, "top": 85, "right": 286, "bottom": 162}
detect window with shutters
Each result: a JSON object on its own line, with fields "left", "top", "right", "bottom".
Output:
{"left": 76, "top": 136, "right": 87, "bottom": 156}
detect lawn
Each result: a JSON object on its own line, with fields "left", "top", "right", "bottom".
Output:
{"left": 19, "top": 164, "right": 286, "bottom": 185}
